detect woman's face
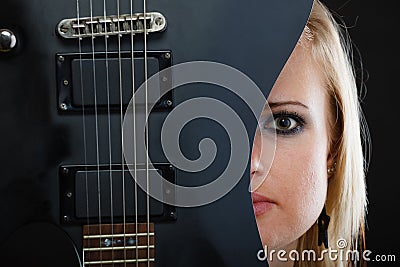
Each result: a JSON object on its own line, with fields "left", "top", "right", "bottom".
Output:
{"left": 251, "top": 42, "right": 333, "bottom": 250}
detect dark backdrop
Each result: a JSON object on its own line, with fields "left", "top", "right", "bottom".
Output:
{"left": 323, "top": 1, "right": 399, "bottom": 265}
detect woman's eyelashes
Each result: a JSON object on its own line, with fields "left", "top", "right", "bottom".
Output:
{"left": 261, "top": 110, "right": 306, "bottom": 136}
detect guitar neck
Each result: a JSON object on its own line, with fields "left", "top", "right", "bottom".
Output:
{"left": 83, "top": 223, "right": 155, "bottom": 267}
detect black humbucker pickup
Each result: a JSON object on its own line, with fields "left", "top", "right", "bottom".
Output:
{"left": 56, "top": 51, "right": 172, "bottom": 113}
{"left": 59, "top": 163, "right": 176, "bottom": 224}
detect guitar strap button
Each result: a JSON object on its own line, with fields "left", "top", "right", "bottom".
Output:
{"left": 0, "top": 29, "right": 17, "bottom": 52}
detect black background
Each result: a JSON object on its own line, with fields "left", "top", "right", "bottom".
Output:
{"left": 323, "top": 1, "right": 399, "bottom": 265}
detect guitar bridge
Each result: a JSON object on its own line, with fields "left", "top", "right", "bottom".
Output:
{"left": 57, "top": 12, "right": 166, "bottom": 39}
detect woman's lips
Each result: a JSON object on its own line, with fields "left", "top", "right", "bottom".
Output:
{"left": 252, "top": 192, "right": 276, "bottom": 216}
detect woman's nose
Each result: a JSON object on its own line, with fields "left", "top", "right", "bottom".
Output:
{"left": 251, "top": 129, "right": 263, "bottom": 175}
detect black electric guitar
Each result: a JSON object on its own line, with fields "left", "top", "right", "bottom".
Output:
{"left": 0, "top": 0, "right": 312, "bottom": 266}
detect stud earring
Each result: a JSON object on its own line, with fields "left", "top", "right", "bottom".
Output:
{"left": 327, "top": 162, "right": 336, "bottom": 175}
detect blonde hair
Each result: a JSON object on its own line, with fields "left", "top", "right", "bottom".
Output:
{"left": 296, "top": 1, "right": 370, "bottom": 266}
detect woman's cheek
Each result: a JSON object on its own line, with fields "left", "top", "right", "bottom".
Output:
{"left": 272, "top": 143, "right": 327, "bottom": 234}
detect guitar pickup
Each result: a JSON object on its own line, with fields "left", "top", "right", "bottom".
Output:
{"left": 57, "top": 12, "right": 166, "bottom": 39}
{"left": 59, "top": 164, "right": 176, "bottom": 225}
{"left": 55, "top": 50, "right": 172, "bottom": 113}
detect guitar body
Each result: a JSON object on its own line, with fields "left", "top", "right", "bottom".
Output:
{"left": 0, "top": 0, "right": 312, "bottom": 266}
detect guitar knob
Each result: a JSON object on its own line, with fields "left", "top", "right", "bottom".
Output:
{"left": 0, "top": 29, "right": 17, "bottom": 52}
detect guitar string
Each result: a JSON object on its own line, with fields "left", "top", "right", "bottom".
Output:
{"left": 76, "top": 0, "right": 91, "bottom": 265}
{"left": 115, "top": 1, "right": 127, "bottom": 266}
{"left": 102, "top": 0, "right": 115, "bottom": 265}
{"left": 143, "top": 0, "right": 151, "bottom": 265}
{"left": 88, "top": 0, "right": 103, "bottom": 265}
{"left": 128, "top": 0, "right": 140, "bottom": 266}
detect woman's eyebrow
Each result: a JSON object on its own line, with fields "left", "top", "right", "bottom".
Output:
{"left": 267, "top": 101, "right": 309, "bottom": 109}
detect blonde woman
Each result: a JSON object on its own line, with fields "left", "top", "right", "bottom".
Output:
{"left": 251, "top": 1, "right": 369, "bottom": 266}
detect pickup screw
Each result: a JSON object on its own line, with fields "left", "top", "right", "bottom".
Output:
{"left": 66, "top": 192, "right": 72, "bottom": 198}
{"left": 166, "top": 100, "right": 172, "bottom": 106}
{"left": 63, "top": 215, "right": 70, "bottom": 222}
{"left": 58, "top": 56, "right": 65, "bottom": 62}
{"left": 169, "top": 211, "right": 176, "bottom": 219}
{"left": 164, "top": 52, "right": 170, "bottom": 59}
{"left": 63, "top": 79, "right": 69, "bottom": 86}
{"left": 60, "top": 103, "right": 68, "bottom": 110}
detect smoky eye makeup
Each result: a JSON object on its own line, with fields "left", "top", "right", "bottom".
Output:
{"left": 260, "top": 110, "right": 307, "bottom": 136}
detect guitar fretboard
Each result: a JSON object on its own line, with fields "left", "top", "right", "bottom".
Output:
{"left": 83, "top": 223, "right": 155, "bottom": 266}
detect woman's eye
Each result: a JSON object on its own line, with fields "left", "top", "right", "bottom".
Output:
{"left": 274, "top": 117, "right": 298, "bottom": 130}
{"left": 262, "top": 113, "right": 304, "bottom": 135}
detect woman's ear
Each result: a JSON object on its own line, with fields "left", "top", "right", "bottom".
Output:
{"left": 327, "top": 124, "right": 340, "bottom": 178}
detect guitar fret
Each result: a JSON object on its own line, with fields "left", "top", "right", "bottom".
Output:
{"left": 83, "top": 223, "right": 155, "bottom": 267}
{"left": 84, "top": 232, "right": 154, "bottom": 239}
{"left": 83, "top": 223, "right": 154, "bottom": 235}
{"left": 84, "top": 245, "right": 155, "bottom": 251}
{"left": 84, "top": 258, "right": 155, "bottom": 265}
{"left": 84, "top": 247, "right": 154, "bottom": 262}
{"left": 83, "top": 235, "right": 154, "bottom": 248}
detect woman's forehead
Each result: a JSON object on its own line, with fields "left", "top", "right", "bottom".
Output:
{"left": 267, "top": 44, "right": 326, "bottom": 107}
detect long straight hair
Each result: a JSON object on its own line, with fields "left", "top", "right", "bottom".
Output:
{"left": 296, "top": 1, "right": 370, "bottom": 266}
